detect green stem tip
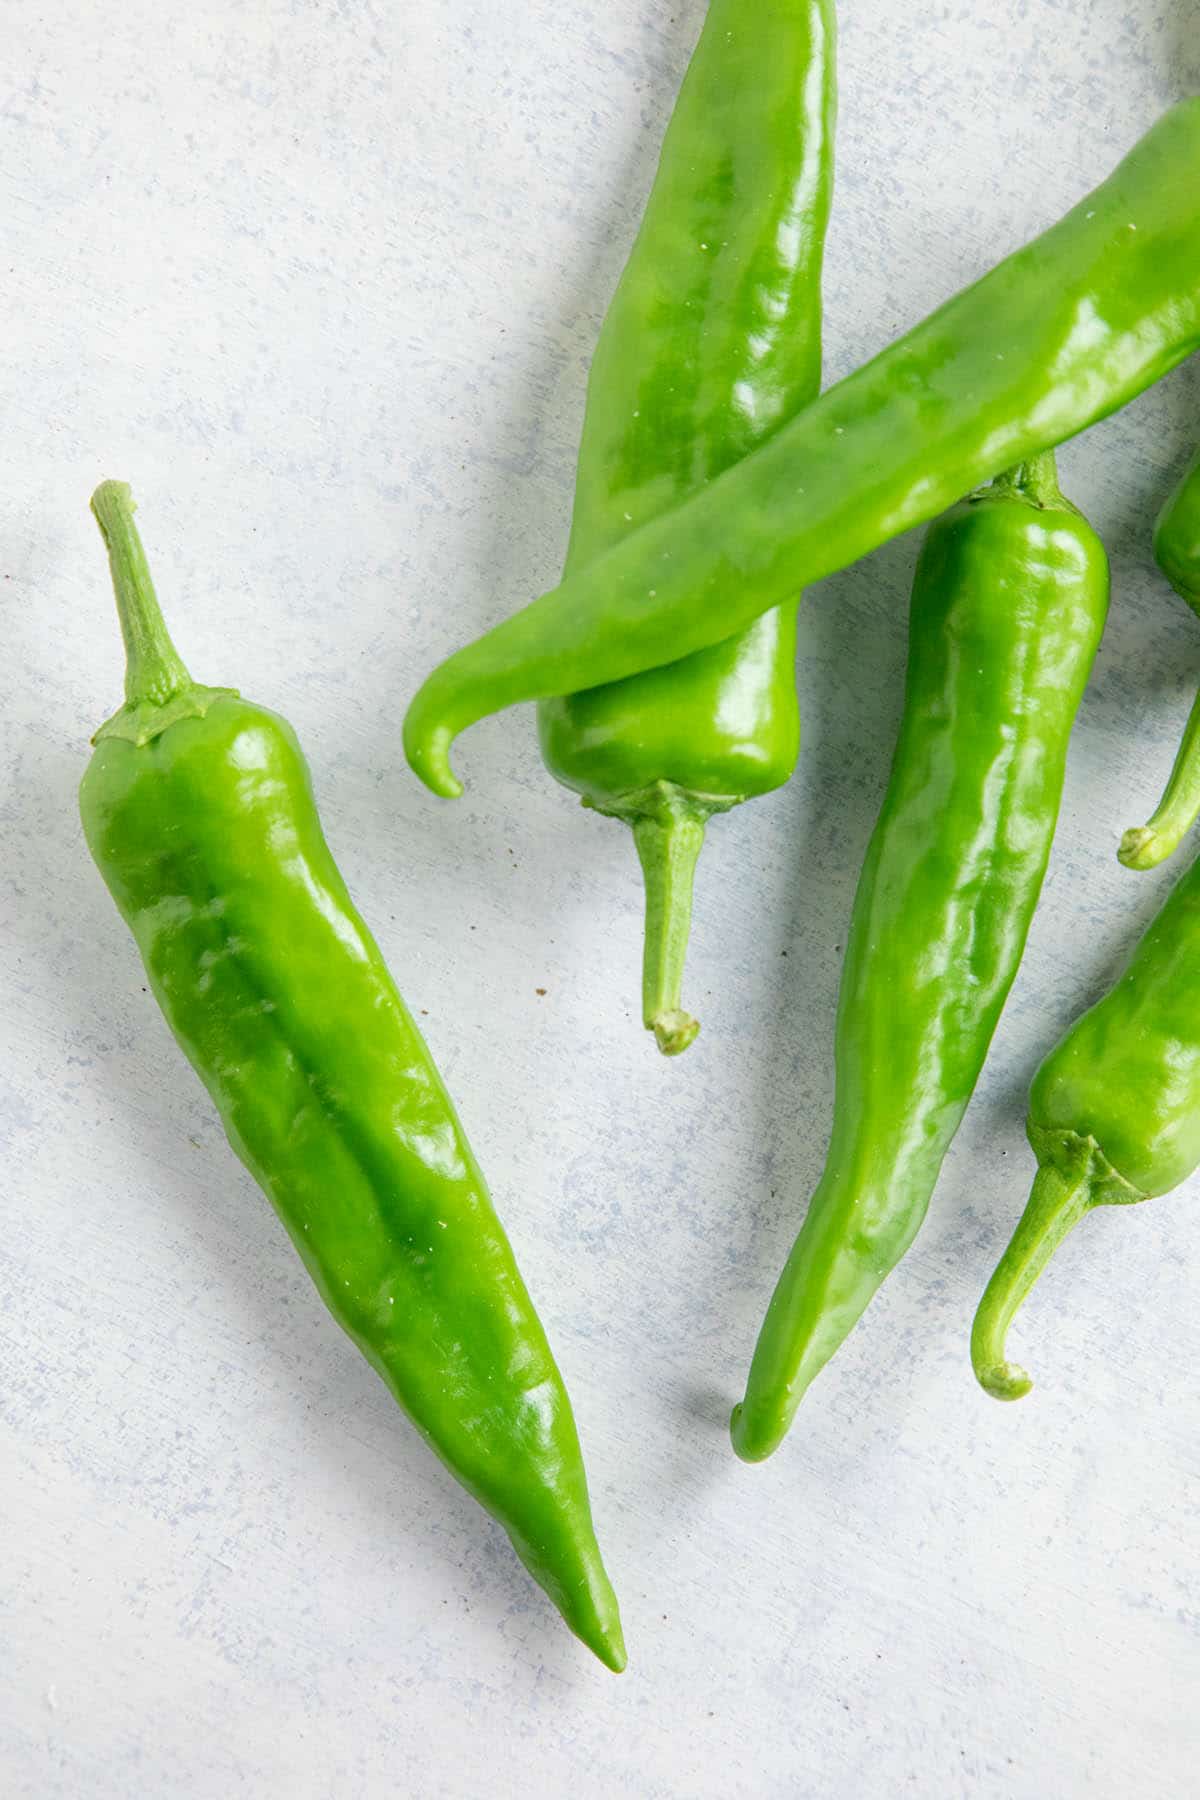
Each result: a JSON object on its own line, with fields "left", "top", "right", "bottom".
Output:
{"left": 91, "top": 480, "right": 192, "bottom": 710}
{"left": 971, "top": 1152, "right": 1096, "bottom": 1401}
{"left": 1118, "top": 683, "right": 1200, "bottom": 870}
{"left": 631, "top": 795, "right": 709, "bottom": 1056}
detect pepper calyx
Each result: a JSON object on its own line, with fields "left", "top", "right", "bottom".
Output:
{"left": 92, "top": 683, "right": 240, "bottom": 747}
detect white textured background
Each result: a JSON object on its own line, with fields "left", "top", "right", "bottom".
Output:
{"left": 3, "top": 3, "right": 1198, "bottom": 1795}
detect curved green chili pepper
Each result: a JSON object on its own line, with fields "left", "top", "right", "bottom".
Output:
{"left": 404, "top": 100, "right": 1200, "bottom": 797}
{"left": 1118, "top": 444, "right": 1200, "bottom": 870}
{"left": 732, "top": 454, "right": 1108, "bottom": 1461}
{"left": 971, "top": 841, "right": 1200, "bottom": 1400}
{"left": 539, "top": 0, "right": 836, "bottom": 1055}
{"left": 81, "top": 483, "right": 625, "bottom": 1671}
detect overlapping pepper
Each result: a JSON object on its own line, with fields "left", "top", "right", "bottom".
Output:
{"left": 404, "top": 100, "right": 1200, "bottom": 796}
{"left": 540, "top": 0, "right": 836, "bottom": 1053}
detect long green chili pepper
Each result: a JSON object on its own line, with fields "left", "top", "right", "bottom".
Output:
{"left": 1118, "top": 444, "right": 1200, "bottom": 869}
{"left": 538, "top": 0, "right": 836, "bottom": 1055}
{"left": 80, "top": 483, "right": 625, "bottom": 1671}
{"left": 404, "top": 100, "right": 1200, "bottom": 798}
{"left": 971, "top": 840, "right": 1200, "bottom": 1400}
{"left": 731, "top": 453, "right": 1109, "bottom": 1461}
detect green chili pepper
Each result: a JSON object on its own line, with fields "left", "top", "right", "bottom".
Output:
{"left": 1118, "top": 444, "right": 1200, "bottom": 870}
{"left": 403, "top": 100, "right": 1200, "bottom": 797}
{"left": 1153, "top": 443, "right": 1200, "bottom": 604}
{"left": 971, "top": 841, "right": 1200, "bottom": 1400}
{"left": 538, "top": 0, "right": 836, "bottom": 1055}
{"left": 80, "top": 483, "right": 625, "bottom": 1670}
{"left": 731, "top": 453, "right": 1109, "bottom": 1461}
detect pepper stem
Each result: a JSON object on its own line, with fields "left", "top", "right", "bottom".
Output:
{"left": 971, "top": 1155, "right": 1096, "bottom": 1400}
{"left": 989, "top": 449, "right": 1063, "bottom": 509}
{"left": 632, "top": 799, "right": 708, "bottom": 1056}
{"left": 1118, "top": 683, "right": 1200, "bottom": 869}
{"left": 91, "top": 480, "right": 192, "bottom": 708}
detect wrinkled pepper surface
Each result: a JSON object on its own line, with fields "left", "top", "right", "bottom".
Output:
{"left": 732, "top": 454, "right": 1108, "bottom": 1460}
{"left": 404, "top": 100, "right": 1200, "bottom": 796}
{"left": 80, "top": 482, "right": 625, "bottom": 1669}
{"left": 1119, "top": 443, "right": 1200, "bottom": 869}
{"left": 972, "top": 836, "right": 1200, "bottom": 1399}
{"left": 539, "top": 0, "right": 836, "bottom": 1054}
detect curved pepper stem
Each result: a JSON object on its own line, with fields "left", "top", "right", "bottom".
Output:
{"left": 631, "top": 796, "right": 708, "bottom": 1056}
{"left": 91, "top": 481, "right": 192, "bottom": 707}
{"left": 1119, "top": 686, "right": 1200, "bottom": 869}
{"left": 970, "top": 1156, "right": 1096, "bottom": 1400}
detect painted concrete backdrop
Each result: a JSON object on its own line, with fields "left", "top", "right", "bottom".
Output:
{"left": 2, "top": 3, "right": 1197, "bottom": 1795}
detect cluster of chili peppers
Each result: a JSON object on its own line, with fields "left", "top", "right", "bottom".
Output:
{"left": 81, "top": 1, "right": 1200, "bottom": 1668}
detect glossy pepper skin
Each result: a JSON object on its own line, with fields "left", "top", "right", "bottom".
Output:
{"left": 538, "top": 0, "right": 836, "bottom": 1055}
{"left": 1118, "top": 444, "right": 1200, "bottom": 870}
{"left": 731, "top": 455, "right": 1109, "bottom": 1461}
{"left": 971, "top": 845, "right": 1200, "bottom": 1400}
{"left": 404, "top": 100, "right": 1200, "bottom": 796}
{"left": 80, "top": 484, "right": 625, "bottom": 1671}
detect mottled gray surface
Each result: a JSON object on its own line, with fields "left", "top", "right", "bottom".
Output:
{"left": 2, "top": 2, "right": 1198, "bottom": 1795}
